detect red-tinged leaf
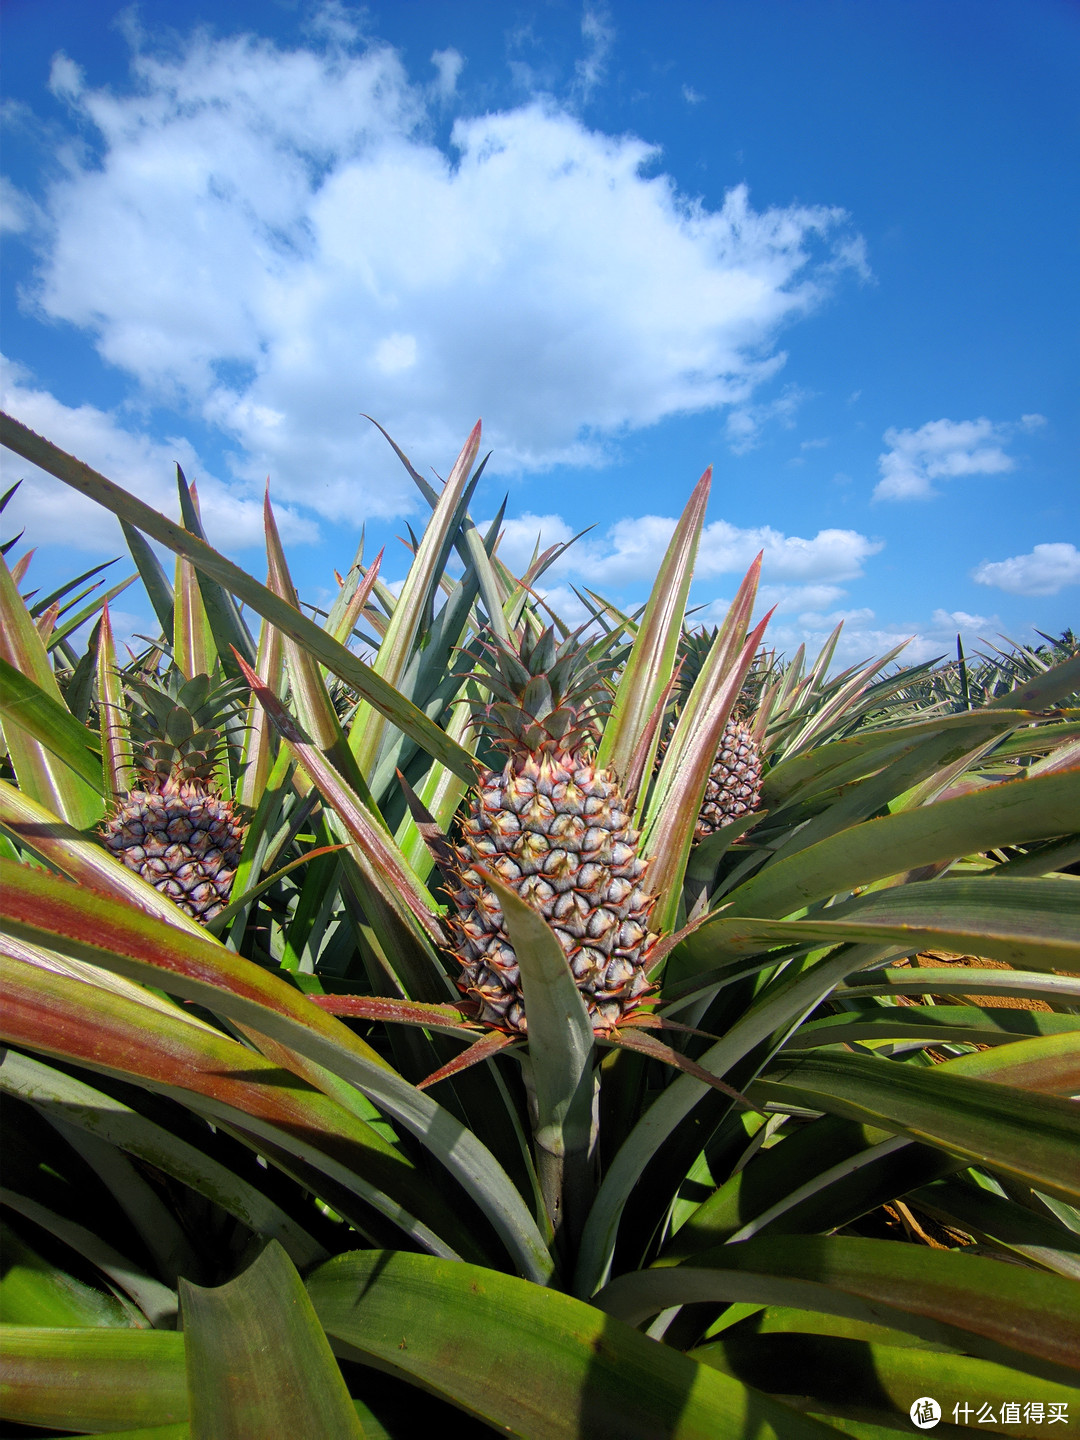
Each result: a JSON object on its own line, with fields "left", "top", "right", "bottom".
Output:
{"left": 621, "top": 660, "right": 682, "bottom": 806}
{"left": 236, "top": 608, "right": 283, "bottom": 811}
{"left": 417, "top": 1030, "right": 520, "bottom": 1090}
{"left": 0, "top": 860, "right": 554, "bottom": 1282}
{"left": 235, "top": 650, "right": 447, "bottom": 948}
{"left": 0, "top": 947, "right": 477, "bottom": 1261}
{"left": 939, "top": 1033, "right": 1080, "bottom": 1095}
{"left": 34, "top": 598, "right": 61, "bottom": 641}
{"left": 329, "top": 545, "right": 383, "bottom": 649}
{"left": 606, "top": 1027, "right": 763, "bottom": 1112}
{"left": 10, "top": 546, "right": 35, "bottom": 584}
{"left": 645, "top": 609, "right": 773, "bottom": 934}
{"left": 98, "top": 601, "right": 136, "bottom": 798}
{"left": 310, "top": 993, "right": 481, "bottom": 1032}
{"left": 173, "top": 534, "right": 216, "bottom": 683}
{"left": 0, "top": 780, "right": 207, "bottom": 937}
{"left": 598, "top": 467, "right": 711, "bottom": 781}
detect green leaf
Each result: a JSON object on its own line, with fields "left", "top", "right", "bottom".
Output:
{"left": 0, "top": 1221, "right": 136, "bottom": 1329}
{"left": 595, "top": 1234, "right": 1080, "bottom": 1386}
{"left": 790, "top": 1002, "right": 1079, "bottom": 1050}
{"left": 752, "top": 1048, "right": 1080, "bottom": 1204}
{"left": 98, "top": 601, "right": 137, "bottom": 798}
{"left": 692, "top": 1329, "right": 1080, "bottom": 1427}
{"left": 307, "top": 1249, "right": 844, "bottom": 1440}
{"left": 0, "top": 1325, "right": 187, "bottom": 1432}
{"left": 484, "top": 868, "right": 596, "bottom": 1248}
{"left": 0, "top": 655, "right": 103, "bottom": 790}
{"left": 661, "top": 1117, "right": 956, "bottom": 1260}
{"left": 0, "top": 552, "right": 103, "bottom": 828}
{"left": 121, "top": 518, "right": 175, "bottom": 635}
{"left": 714, "top": 767, "right": 1080, "bottom": 928}
{"left": 0, "top": 413, "right": 477, "bottom": 782}
{"left": 841, "top": 964, "right": 1080, "bottom": 1007}
{"left": 349, "top": 419, "right": 481, "bottom": 780}
{"left": 694, "top": 876, "right": 1080, "bottom": 973}
{"left": 1, "top": 1048, "right": 328, "bottom": 1271}
{"left": 910, "top": 1176, "right": 1080, "bottom": 1279}
{"left": 181, "top": 1242, "right": 364, "bottom": 1440}
{"left": 175, "top": 464, "right": 257, "bottom": 672}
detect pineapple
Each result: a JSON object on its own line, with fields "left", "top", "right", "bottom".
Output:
{"left": 694, "top": 713, "right": 763, "bottom": 839}
{"left": 450, "top": 627, "right": 657, "bottom": 1034}
{"left": 672, "top": 626, "right": 764, "bottom": 841}
{"left": 100, "top": 671, "right": 247, "bottom": 923}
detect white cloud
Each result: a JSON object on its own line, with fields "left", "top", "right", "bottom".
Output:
{"left": 724, "top": 384, "right": 808, "bottom": 453}
{"left": 484, "top": 508, "right": 881, "bottom": 596}
{"left": 874, "top": 415, "right": 1046, "bottom": 501}
{"left": 0, "top": 176, "right": 34, "bottom": 235}
{"left": 573, "top": 5, "right": 615, "bottom": 103}
{"left": 48, "top": 52, "right": 85, "bottom": 99}
{"left": 765, "top": 605, "right": 1000, "bottom": 670}
{"left": 15, "top": 23, "right": 865, "bottom": 525}
{"left": 681, "top": 85, "right": 704, "bottom": 105}
{"left": 972, "top": 542, "right": 1080, "bottom": 597}
{"left": 430, "top": 48, "right": 464, "bottom": 99}
{"left": 0, "top": 357, "right": 316, "bottom": 553}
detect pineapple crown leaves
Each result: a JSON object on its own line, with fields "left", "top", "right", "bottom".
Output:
{"left": 123, "top": 669, "right": 249, "bottom": 790}
{"left": 465, "top": 623, "right": 615, "bottom": 755}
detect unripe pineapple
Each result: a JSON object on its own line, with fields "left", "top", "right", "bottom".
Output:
{"left": 450, "top": 628, "right": 657, "bottom": 1034}
{"left": 100, "top": 672, "right": 247, "bottom": 923}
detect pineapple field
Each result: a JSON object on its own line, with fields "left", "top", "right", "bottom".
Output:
{"left": 1, "top": 409, "right": 1079, "bottom": 1439}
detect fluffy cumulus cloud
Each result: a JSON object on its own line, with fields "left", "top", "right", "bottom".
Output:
{"left": 17, "top": 22, "right": 865, "bottom": 525}
{"left": 873, "top": 415, "right": 1046, "bottom": 502}
{"left": 0, "top": 356, "right": 316, "bottom": 552}
{"left": 487, "top": 506, "right": 882, "bottom": 615}
{"left": 972, "top": 542, "right": 1080, "bottom": 597}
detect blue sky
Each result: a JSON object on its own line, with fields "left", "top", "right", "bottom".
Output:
{"left": 2, "top": 0, "right": 1077, "bottom": 668}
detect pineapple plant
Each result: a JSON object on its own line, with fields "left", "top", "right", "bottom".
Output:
{"left": 100, "top": 669, "right": 247, "bottom": 923}
{"left": 3, "top": 410, "right": 1080, "bottom": 1438}
{"left": 450, "top": 625, "right": 657, "bottom": 1033}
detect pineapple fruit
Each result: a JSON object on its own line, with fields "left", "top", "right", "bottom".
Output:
{"left": 673, "top": 626, "right": 764, "bottom": 841}
{"left": 100, "top": 671, "right": 246, "bottom": 923}
{"left": 450, "top": 627, "right": 657, "bottom": 1034}
{"left": 694, "top": 713, "right": 763, "bottom": 839}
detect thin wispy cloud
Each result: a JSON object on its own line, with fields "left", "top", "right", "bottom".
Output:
{"left": 7, "top": 21, "right": 865, "bottom": 535}
{"left": 874, "top": 414, "right": 1046, "bottom": 501}
{"left": 973, "top": 542, "right": 1080, "bottom": 597}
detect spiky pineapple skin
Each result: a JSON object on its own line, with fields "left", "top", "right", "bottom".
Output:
{"left": 696, "top": 716, "right": 763, "bottom": 839}
{"left": 102, "top": 781, "right": 244, "bottom": 922}
{"left": 451, "top": 747, "right": 657, "bottom": 1034}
